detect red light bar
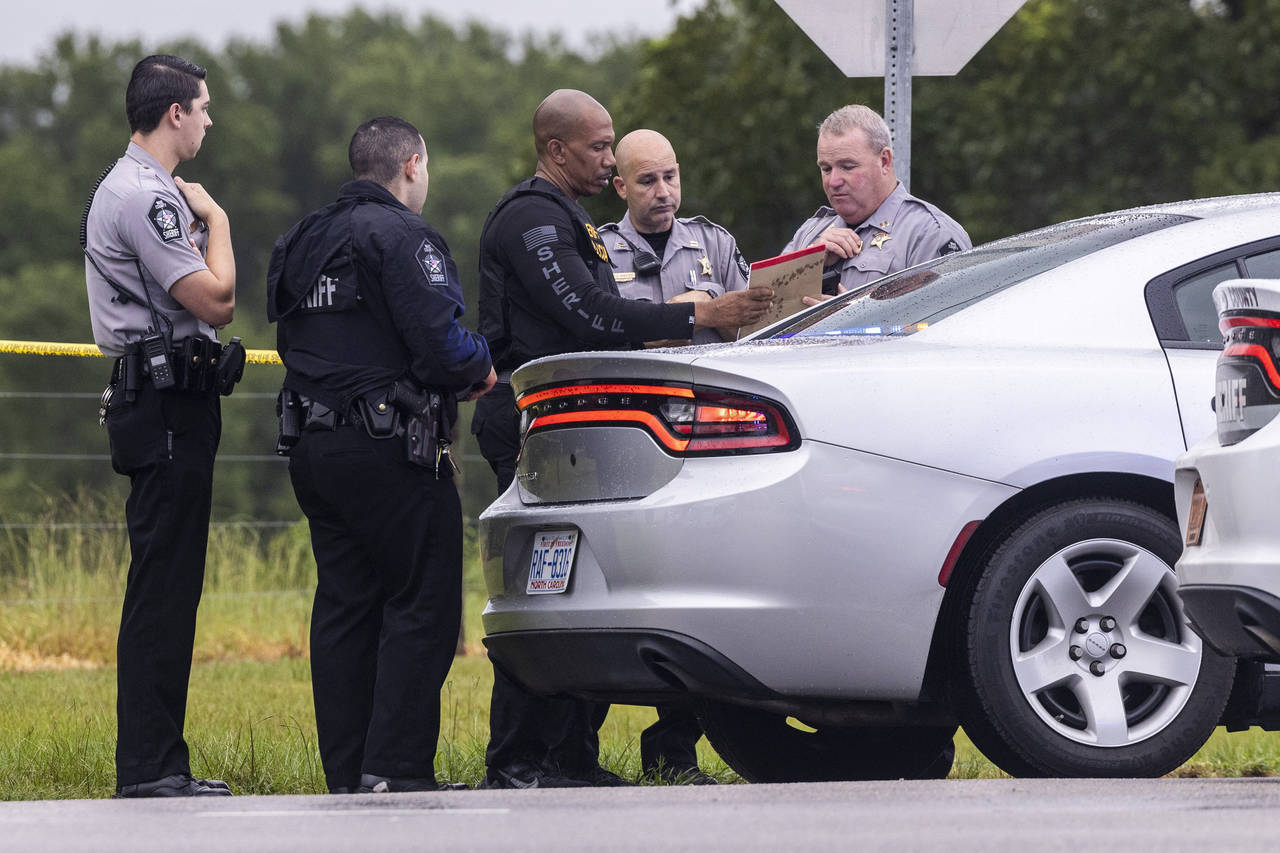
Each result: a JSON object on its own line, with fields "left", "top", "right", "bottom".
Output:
{"left": 1224, "top": 342, "right": 1280, "bottom": 389}
{"left": 1219, "top": 315, "right": 1280, "bottom": 334}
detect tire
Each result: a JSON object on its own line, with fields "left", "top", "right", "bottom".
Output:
{"left": 953, "top": 498, "right": 1234, "bottom": 777}
{"left": 696, "top": 701, "right": 956, "bottom": 782}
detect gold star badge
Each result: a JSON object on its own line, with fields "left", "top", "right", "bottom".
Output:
{"left": 869, "top": 232, "right": 892, "bottom": 250}
{"left": 698, "top": 255, "right": 713, "bottom": 277}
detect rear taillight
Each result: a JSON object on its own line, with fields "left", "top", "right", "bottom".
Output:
{"left": 516, "top": 381, "right": 799, "bottom": 456}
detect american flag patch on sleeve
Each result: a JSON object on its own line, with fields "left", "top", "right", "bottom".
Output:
{"left": 522, "top": 225, "right": 557, "bottom": 251}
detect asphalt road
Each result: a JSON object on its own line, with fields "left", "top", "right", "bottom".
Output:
{"left": 4, "top": 778, "right": 1280, "bottom": 852}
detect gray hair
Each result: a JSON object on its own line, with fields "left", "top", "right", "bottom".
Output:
{"left": 818, "top": 105, "right": 891, "bottom": 153}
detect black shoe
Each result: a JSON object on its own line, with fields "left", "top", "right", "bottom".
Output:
{"left": 115, "top": 774, "right": 233, "bottom": 798}
{"left": 479, "top": 761, "right": 592, "bottom": 789}
{"left": 571, "top": 765, "right": 635, "bottom": 787}
{"left": 196, "top": 778, "right": 231, "bottom": 791}
{"left": 356, "top": 773, "right": 440, "bottom": 793}
{"left": 646, "top": 766, "right": 718, "bottom": 786}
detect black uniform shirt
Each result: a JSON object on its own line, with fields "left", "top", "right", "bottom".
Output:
{"left": 268, "top": 180, "right": 491, "bottom": 412}
{"left": 478, "top": 177, "right": 695, "bottom": 372}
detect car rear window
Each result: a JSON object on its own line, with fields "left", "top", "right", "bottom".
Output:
{"left": 766, "top": 213, "right": 1195, "bottom": 339}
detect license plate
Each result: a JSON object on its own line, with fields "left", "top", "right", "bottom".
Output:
{"left": 527, "top": 529, "right": 578, "bottom": 594}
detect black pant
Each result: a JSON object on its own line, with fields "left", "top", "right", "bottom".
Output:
{"left": 107, "top": 379, "right": 220, "bottom": 787}
{"left": 641, "top": 705, "right": 703, "bottom": 772}
{"left": 477, "top": 385, "right": 695, "bottom": 775}
{"left": 288, "top": 424, "right": 462, "bottom": 791}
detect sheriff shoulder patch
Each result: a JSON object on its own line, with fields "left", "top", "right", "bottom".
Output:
{"left": 417, "top": 239, "right": 448, "bottom": 285}
{"left": 149, "top": 198, "right": 183, "bottom": 243}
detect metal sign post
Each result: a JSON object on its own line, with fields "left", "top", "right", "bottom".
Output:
{"left": 884, "top": 0, "right": 913, "bottom": 191}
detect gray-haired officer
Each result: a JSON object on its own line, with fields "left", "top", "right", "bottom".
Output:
{"left": 83, "top": 54, "right": 237, "bottom": 798}
{"left": 601, "top": 129, "right": 749, "bottom": 346}
{"left": 783, "top": 104, "right": 970, "bottom": 295}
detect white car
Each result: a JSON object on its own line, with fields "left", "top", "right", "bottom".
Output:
{"left": 1176, "top": 279, "right": 1280, "bottom": 674}
{"left": 481, "top": 195, "right": 1280, "bottom": 780}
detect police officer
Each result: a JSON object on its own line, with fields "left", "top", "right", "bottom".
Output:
{"left": 83, "top": 54, "right": 236, "bottom": 798}
{"left": 473, "top": 89, "right": 773, "bottom": 789}
{"left": 783, "top": 104, "right": 971, "bottom": 296}
{"left": 601, "top": 128, "right": 742, "bottom": 785}
{"left": 601, "top": 129, "right": 750, "bottom": 347}
{"left": 267, "top": 116, "right": 495, "bottom": 794}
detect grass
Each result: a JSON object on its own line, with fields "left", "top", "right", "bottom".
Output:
{"left": 3, "top": 492, "right": 1280, "bottom": 799}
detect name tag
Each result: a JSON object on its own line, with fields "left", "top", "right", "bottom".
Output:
{"left": 614, "top": 272, "right": 637, "bottom": 283}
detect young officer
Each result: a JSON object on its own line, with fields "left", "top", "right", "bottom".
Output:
{"left": 83, "top": 54, "right": 237, "bottom": 798}
{"left": 268, "top": 117, "right": 494, "bottom": 794}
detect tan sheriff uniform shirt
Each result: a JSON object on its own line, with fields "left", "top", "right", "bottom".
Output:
{"left": 84, "top": 142, "right": 215, "bottom": 357}
{"left": 782, "top": 182, "right": 971, "bottom": 292}
{"left": 601, "top": 214, "right": 750, "bottom": 345}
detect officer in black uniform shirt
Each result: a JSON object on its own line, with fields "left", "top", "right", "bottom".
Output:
{"left": 473, "top": 89, "right": 772, "bottom": 789}
{"left": 84, "top": 55, "right": 237, "bottom": 799}
{"left": 268, "top": 116, "right": 495, "bottom": 794}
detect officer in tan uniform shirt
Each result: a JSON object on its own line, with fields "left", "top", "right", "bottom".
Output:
{"left": 783, "top": 104, "right": 970, "bottom": 295}
{"left": 596, "top": 129, "right": 739, "bottom": 783}
{"left": 601, "top": 129, "right": 749, "bottom": 346}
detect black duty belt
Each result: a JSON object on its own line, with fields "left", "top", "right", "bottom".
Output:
{"left": 112, "top": 337, "right": 241, "bottom": 396}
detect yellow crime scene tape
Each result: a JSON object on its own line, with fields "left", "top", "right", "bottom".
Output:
{"left": 0, "top": 340, "right": 282, "bottom": 365}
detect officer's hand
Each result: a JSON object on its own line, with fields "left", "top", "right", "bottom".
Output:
{"left": 811, "top": 226, "right": 862, "bottom": 265}
{"left": 461, "top": 367, "right": 498, "bottom": 402}
{"left": 802, "top": 283, "right": 848, "bottom": 306}
{"left": 693, "top": 286, "right": 774, "bottom": 330}
{"left": 173, "top": 176, "right": 226, "bottom": 227}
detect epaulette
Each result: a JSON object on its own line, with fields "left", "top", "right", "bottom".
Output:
{"left": 681, "top": 214, "right": 732, "bottom": 235}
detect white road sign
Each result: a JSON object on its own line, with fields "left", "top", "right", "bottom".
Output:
{"left": 774, "top": 0, "right": 1027, "bottom": 77}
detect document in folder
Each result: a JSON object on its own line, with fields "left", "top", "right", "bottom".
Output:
{"left": 737, "top": 244, "right": 825, "bottom": 337}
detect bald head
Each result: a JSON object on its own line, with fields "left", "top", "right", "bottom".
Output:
{"left": 533, "top": 89, "right": 610, "bottom": 158}
{"left": 614, "top": 129, "right": 676, "bottom": 183}
{"left": 612, "top": 128, "right": 681, "bottom": 234}
{"left": 531, "top": 89, "right": 616, "bottom": 201}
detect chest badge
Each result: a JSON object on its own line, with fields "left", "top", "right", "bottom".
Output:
{"left": 614, "top": 271, "right": 637, "bottom": 283}
{"left": 698, "top": 255, "right": 713, "bottom": 277}
{"left": 869, "top": 232, "right": 892, "bottom": 250}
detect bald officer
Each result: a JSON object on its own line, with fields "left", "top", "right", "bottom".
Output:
{"left": 600, "top": 130, "right": 749, "bottom": 346}
{"left": 783, "top": 104, "right": 970, "bottom": 295}
{"left": 83, "top": 54, "right": 236, "bottom": 799}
